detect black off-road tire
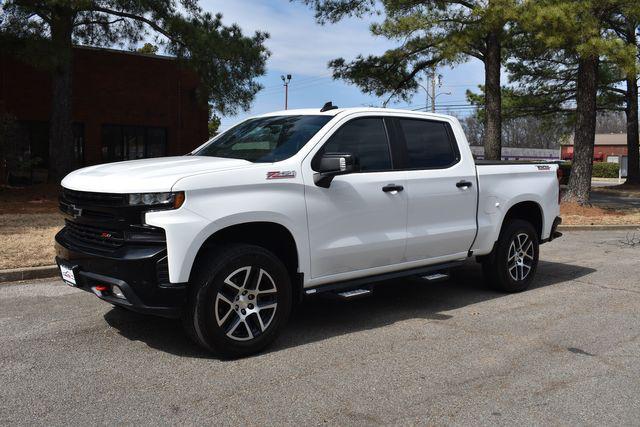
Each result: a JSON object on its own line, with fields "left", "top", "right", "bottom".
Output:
{"left": 182, "top": 244, "right": 292, "bottom": 358}
{"left": 481, "top": 219, "right": 539, "bottom": 293}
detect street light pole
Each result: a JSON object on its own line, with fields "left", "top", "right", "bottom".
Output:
{"left": 281, "top": 74, "right": 292, "bottom": 110}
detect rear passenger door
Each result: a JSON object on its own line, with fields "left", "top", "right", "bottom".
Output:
{"left": 393, "top": 117, "right": 478, "bottom": 262}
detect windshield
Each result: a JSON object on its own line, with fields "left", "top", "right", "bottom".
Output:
{"left": 194, "top": 115, "right": 332, "bottom": 162}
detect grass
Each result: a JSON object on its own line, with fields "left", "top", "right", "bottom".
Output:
{"left": 0, "top": 183, "right": 639, "bottom": 270}
{"left": 0, "top": 184, "right": 63, "bottom": 269}
{"left": 0, "top": 212, "right": 63, "bottom": 270}
{"left": 560, "top": 203, "right": 640, "bottom": 226}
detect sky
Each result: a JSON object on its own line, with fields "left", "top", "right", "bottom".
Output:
{"left": 200, "top": 0, "right": 486, "bottom": 132}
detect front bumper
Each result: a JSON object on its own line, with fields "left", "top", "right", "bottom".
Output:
{"left": 55, "top": 231, "right": 186, "bottom": 318}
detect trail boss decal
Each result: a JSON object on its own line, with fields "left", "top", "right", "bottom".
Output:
{"left": 266, "top": 171, "right": 296, "bottom": 179}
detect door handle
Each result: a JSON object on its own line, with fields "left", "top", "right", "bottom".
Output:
{"left": 382, "top": 184, "right": 404, "bottom": 193}
{"left": 456, "top": 180, "right": 473, "bottom": 189}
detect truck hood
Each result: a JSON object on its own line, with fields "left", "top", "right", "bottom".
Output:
{"left": 61, "top": 156, "right": 252, "bottom": 193}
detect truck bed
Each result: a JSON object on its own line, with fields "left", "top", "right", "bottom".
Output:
{"left": 475, "top": 160, "right": 558, "bottom": 166}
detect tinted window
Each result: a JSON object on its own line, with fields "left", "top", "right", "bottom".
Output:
{"left": 101, "top": 125, "right": 167, "bottom": 162}
{"left": 399, "top": 119, "right": 457, "bottom": 168}
{"left": 320, "top": 118, "right": 392, "bottom": 171}
{"left": 195, "top": 115, "right": 331, "bottom": 162}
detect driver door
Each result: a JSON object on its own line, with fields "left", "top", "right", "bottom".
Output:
{"left": 303, "top": 117, "right": 408, "bottom": 282}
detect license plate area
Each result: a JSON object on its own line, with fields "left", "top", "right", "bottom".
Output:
{"left": 59, "top": 263, "right": 77, "bottom": 287}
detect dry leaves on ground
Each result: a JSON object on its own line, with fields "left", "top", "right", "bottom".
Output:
{"left": 560, "top": 203, "right": 640, "bottom": 226}
{"left": 0, "top": 213, "right": 63, "bottom": 269}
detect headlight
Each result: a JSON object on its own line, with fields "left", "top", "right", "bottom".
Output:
{"left": 128, "top": 192, "right": 185, "bottom": 209}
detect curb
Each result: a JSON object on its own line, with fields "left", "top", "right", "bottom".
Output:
{"left": 0, "top": 265, "right": 58, "bottom": 284}
{"left": 558, "top": 224, "right": 640, "bottom": 231}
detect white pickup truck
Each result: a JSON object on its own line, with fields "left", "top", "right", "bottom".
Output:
{"left": 56, "top": 105, "right": 562, "bottom": 357}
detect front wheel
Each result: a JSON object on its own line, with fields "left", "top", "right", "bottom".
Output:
{"left": 481, "top": 219, "right": 539, "bottom": 293}
{"left": 183, "top": 244, "right": 292, "bottom": 358}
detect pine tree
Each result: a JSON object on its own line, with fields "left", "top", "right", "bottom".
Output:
{"left": 514, "top": 0, "right": 637, "bottom": 203}
{"left": 298, "top": 0, "right": 520, "bottom": 160}
{"left": 0, "top": 1, "right": 269, "bottom": 181}
{"left": 608, "top": 7, "right": 640, "bottom": 185}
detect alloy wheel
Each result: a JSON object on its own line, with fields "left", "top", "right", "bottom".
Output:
{"left": 507, "top": 233, "right": 535, "bottom": 282}
{"left": 214, "top": 266, "right": 278, "bottom": 341}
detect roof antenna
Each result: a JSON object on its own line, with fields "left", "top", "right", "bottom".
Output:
{"left": 320, "top": 101, "right": 339, "bottom": 112}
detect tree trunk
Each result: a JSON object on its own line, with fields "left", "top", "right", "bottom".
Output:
{"left": 625, "top": 75, "right": 640, "bottom": 185}
{"left": 483, "top": 30, "right": 502, "bottom": 160}
{"left": 48, "top": 10, "right": 76, "bottom": 183}
{"left": 564, "top": 56, "right": 598, "bottom": 204}
{"left": 624, "top": 26, "right": 640, "bottom": 185}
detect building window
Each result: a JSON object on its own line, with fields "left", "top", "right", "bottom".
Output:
{"left": 73, "top": 123, "right": 85, "bottom": 165}
{"left": 101, "top": 125, "right": 167, "bottom": 162}
{"left": 13, "top": 121, "right": 85, "bottom": 166}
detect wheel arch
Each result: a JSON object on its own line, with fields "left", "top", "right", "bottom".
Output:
{"left": 500, "top": 200, "right": 544, "bottom": 241}
{"left": 190, "top": 221, "right": 303, "bottom": 302}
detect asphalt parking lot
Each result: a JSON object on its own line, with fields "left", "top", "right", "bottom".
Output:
{"left": 1, "top": 230, "right": 639, "bottom": 425}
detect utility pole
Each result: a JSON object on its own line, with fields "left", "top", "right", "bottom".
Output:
{"left": 430, "top": 70, "right": 437, "bottom": 113}
{"left": 417, "top": 68, "right": 450, "bottom": 113}
{"left": 281, "top": 74, "right": 292, "bottom": 110}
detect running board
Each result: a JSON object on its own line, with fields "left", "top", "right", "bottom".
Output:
{"left": 335, "top": 288, "right": 372, "bottom": 299}
{"left": 304, "top": 260, "right": 465, "bottom": 297}
{"left": 422, "top": 272, "right": 449, "bottom": 282}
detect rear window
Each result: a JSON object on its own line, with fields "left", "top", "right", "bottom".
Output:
{"left": 398, "top": 119, "right": 458, "bottom": 169}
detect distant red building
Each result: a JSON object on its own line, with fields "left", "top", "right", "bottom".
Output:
{"left": 0, "top": 46, "right": 208, "bottom": 183}
{"left": 561, "top": 133, "right": 636, "bottom": 162}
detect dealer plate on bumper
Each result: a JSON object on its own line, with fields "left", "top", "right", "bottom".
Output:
{"left": 59, "top": 264, "right": 77, "bottom": 287}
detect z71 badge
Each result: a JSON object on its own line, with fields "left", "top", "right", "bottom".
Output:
{"left": 536, "top": 165, "right": 551, "bottom": 171}
{"left": 266, "top": 171, "right": 296, "bottom": 179}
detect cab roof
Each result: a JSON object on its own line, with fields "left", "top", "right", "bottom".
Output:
{"left": 258, "top": 107, "right": 454, "bottom": 121}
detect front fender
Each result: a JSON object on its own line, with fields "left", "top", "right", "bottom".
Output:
{"left": 145, "top": 208, "right": 309, "bottom": 284}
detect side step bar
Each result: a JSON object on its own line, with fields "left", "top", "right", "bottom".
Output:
{"left": 422, "top": 272, "right": 449, "bottom": 282}
{"left": 304, "top": 260, "right": 464, "bottom": 298}
{"left": 335, "top": 288, "right": 372, "bottom": 299}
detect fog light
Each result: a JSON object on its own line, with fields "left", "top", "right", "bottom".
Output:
{"left": 111, "top": 285, "right": 126, "bottom": 299}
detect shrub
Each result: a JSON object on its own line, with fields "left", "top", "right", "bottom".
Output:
{"left": 592, "top": 162, "right": 619, "bottom": 178}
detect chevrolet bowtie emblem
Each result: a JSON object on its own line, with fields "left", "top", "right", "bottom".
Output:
{"left": 70, "top": 204, "right": 82, "bottom": 218}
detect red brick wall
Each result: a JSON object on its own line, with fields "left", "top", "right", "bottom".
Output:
{"left": 561, "top": 145, "right": 629, "bottom": 161}
{"left": 0, "top": 47, "right": 209, "bottom": 166}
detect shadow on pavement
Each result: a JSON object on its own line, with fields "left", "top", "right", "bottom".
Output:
{"left": 103, "top": 260, "right": 595, "bottom": 359}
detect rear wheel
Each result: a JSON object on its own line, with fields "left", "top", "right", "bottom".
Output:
{"left": 481, "top": 219, "right": 539, "bottom": 293}
{"left": 183, "top": 244, "right": 292, "bottom": 358}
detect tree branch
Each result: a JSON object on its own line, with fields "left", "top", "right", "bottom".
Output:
{"left": 89, "top": 7, "right": 185, "bottom": 46}
{"left": 73, "top": 18, "right": 126, "bottom": 28}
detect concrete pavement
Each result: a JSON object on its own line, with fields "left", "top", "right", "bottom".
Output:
{"left": 1, "top": 230, "right": 639, "bottom": 425}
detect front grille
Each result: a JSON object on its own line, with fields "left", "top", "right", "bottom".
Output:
{"left": 62, "top": 189, "right": 126, "bottom": 207}
{"left": 64, "top": 220, "right": 124, "bottom": 250}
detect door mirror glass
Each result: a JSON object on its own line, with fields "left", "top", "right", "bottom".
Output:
{"left": 314, "top": 153, "right": 357, "bottom": 187}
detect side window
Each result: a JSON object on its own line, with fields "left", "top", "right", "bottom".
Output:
{"left": 398, "top": 119, "right": 458, "bottom": 169}
{"left": 319, "top": 118, "right": 392, "bottom": 172}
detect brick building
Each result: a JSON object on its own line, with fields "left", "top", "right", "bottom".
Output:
{"left": 561, "top": 133, "right": 636, "bottom": 162}
{"left": 0, "top": 46, "right": 208, "bottom": 184}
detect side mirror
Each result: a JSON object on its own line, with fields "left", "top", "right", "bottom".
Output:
{"left": 313, "top": 153, "right": 357, "bottom": 188}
